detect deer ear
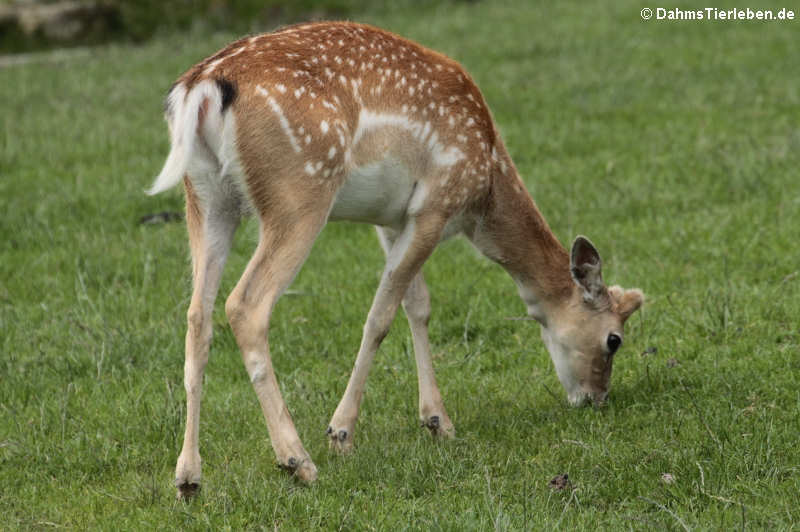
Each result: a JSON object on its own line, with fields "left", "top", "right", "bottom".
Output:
{"left": 570, "top": 236, "right": 604, "bottom": 302}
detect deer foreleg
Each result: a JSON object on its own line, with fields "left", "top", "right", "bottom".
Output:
{"left": 375, "top": 226, "right": 454, "bottom": 438}
{"left": 328, "top": 214, "right": 446, "bottom": 453}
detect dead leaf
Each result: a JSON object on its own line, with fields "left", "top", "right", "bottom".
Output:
{"left": 549, "top": 473, "right": 570, "bottom": 490}
{"left": 641, "top": 346, "right": 658, "bottom": 357}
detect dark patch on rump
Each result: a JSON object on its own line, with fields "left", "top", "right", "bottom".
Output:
{"left": 163, "top": 77, "right": 236, "bottom": 118}
{"left": 216, "top": 78, "right": 237, "bottom": 112}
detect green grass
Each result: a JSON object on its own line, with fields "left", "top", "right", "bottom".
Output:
{"left": 2, "top": 0, "right": 799, "bottom": 529}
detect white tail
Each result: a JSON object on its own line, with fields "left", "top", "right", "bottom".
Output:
{"left": 147, "top": 80, "right": 227, "bottom": 195}
{"left": 152, "top": 22, "right": 643, "bottom": 498}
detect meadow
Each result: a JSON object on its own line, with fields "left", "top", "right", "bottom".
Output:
{"left": 1, "top": 0, "right": 798, "bottom": 529}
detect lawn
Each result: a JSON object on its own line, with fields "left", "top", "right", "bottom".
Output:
{"left": 1, "top": 0, "right": 798, "bottom": 529}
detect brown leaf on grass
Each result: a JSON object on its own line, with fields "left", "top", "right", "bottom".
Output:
{"left": 549, "top": 473, "right": 570, "bottom": 490}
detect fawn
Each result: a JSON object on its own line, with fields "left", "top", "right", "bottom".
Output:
{"left": 148, "top": 21, "right": 643, "bottom": 497}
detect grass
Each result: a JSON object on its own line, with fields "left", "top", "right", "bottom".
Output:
{"left": 1, "top": 0, "right": 798, "bottom": 529}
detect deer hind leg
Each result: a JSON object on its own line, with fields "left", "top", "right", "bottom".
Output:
{"left": 375, "top": 226, "right": 455, "bottom": 439}
{"left": 176, "top": 177, "right": 239, "bottom": 498}
{"left": 224, "top": 187, "right": 335, "bottom": 484}
{"left": 328, "top": 213, "right": 447, "bottom": 453}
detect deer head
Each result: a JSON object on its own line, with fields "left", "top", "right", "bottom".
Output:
{"left": 540, "top": 236, "right": 643, "bottom": 406}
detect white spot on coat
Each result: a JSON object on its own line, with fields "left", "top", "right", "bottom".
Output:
{"left": 256, "top": 85, "right": 299, "bottom": 153}
{"left": 353, "top": 109, "right": 465, "bottom": 168}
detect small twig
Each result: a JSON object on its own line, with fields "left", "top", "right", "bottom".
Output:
{"left": 638, "top": 496, "right": 690, "bottom": 532}
{"left": 137, "top": 211, "right": 183, "bottom": 225}
{"left": 462, "top": 308, "right": 473, "bottom": 346}
{"left": 696, "top": 462, "right": 746, "bottom": 522}
{"left": 336, "top": 491, "right": 356, "bottom": 532}
{"left": 0, "top": 439, "right": 21, "bottom": 450}
{"left": 543, "top": 384, "right": 566, "bottom": 410}
{"left": 705, "top": 492, "right": 741, "bottom": 506}
{"left": 741, "top": 503, "right": 746, "bottom": 532}
{"left": 283, "top": 289, "right": 310, "bottom": 296}
{"left": 523, "top": 479, "right": 529, "bottom": 528}
{"left": 620, "top": 514, "right": 657, "bottom": 527}
{"left": 680, "top": 378, "right": 723, "bottom": 451}
{"left": 696, "top": 461, "right": 705, "bottom": 488}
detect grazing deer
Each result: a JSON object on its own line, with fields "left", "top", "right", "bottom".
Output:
{"left": 148, "top": 21, "right": 643, "bottom": 497}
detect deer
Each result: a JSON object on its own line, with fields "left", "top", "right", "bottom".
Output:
{"left": 147, "top": 21, "right": 644, "bottom": 498}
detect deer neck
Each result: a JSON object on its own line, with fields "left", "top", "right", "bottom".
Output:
{"left": 472, "top": 154, "right": 574, "bottom": 325}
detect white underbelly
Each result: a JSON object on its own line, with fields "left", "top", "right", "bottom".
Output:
{"left": 328, "top": 157, "right": 417, "bottom": 227}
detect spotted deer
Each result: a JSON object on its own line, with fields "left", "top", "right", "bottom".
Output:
{"left": 148, "top": 21, "right": 643, "bottom": 497}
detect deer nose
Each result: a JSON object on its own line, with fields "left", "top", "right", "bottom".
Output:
{"left": 589, "top": 390, "right": 609, "bottom": 408}
{"left": 567, "top": 392, "right": 589, "bottom": 407}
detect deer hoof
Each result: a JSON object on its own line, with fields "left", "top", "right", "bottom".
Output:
{"left": 328, "top": 427, "right": 354, "bottom": 454}
{"left": 279, "top": 456, "right": 318, "bottom": 484}
{"left": 421, "top": 414, "right": 455, "bottom": 439}
{"left": 176, "top": 482, "right": 200, "bottom": 499}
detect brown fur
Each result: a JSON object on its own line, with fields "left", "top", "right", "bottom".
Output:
{"left": 175, "top": 22, "right": 501, "bottom": 219}
{"left": 174, "top": 21, "right": 573, "bottom": 300}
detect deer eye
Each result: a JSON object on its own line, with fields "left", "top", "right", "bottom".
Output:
{"left": 607, "top": 333, "right": 622, "bottom": 354}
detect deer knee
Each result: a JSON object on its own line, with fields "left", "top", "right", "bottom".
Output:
{"left": 225, "top": 293, "right": 269, "bottom": 350}
{"left": 187, "top": 306, "right": 213, "bottom": 346}
{"left": 224, "top": 292, "right": 250, "bottom": 333}
{"left": 403, "top": 297, "right": 430, "bottom": 327}
{"left": 365, "top": 314, "right": 391, "bottom": 346}
{"left": 403, "top": 281, "right": 431, "bottom": 327}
